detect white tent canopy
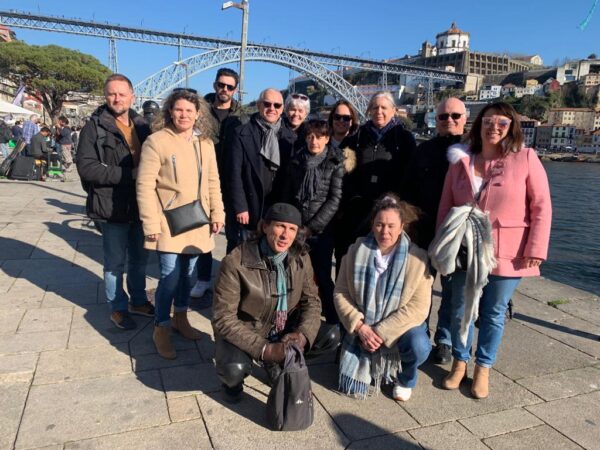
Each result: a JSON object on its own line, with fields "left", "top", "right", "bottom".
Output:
{"left": 0, "top": 100, "right": 35, "bottom": 117}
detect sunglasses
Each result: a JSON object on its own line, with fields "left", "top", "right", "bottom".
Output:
{"left": 291, "top": 93, "right": 309, "bottom": 101}
{"left": 333, "top": 114, "right": 352, "bottom": 123}
{"left": 482, "top": 117, "right": 512, "bottom": 130}
{"left": 437, "top": 113, "right": 463, "bottom": 121}
{"left": 173, "top": 87, "right": 198, "bottom": 94}
{"left": 261, "top": 101, "right": 283, "bottom": 109}
{"left": 216, "top": 81, "right": 236, "bottom": 92}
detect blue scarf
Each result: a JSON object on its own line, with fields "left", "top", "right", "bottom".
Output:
{"left": 365, "top": 117, "right": 398, "bottom": 143}
{"left": 339, "top": 232, "right": 410, "bottom": 399}
{"left": 260, "top": 238, "right": 289, "bottom": 333}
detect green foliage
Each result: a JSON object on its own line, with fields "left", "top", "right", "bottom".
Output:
{"left": 435, "top": 88, "right": 465, "bottom": 102}
{"left": 547, "top": 299, "right": 570, "bottom": 308}
{"left": 0, "top": 41, "right": 111, "bottom": 120}
{"left": 502, "top": 94, "right": 561, "bottom": 121}
{"left": 561, "top": 82, "right": 595, "bottom": 108}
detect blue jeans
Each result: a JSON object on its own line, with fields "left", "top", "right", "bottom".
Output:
{"left": 433, "top": 274, "right": 453, "bottom": 346}
{"left": 195, "top": 252, "right": 212, "bottom": 282}
{"left": 155, "top": 252, "right": 199, "bottom": 326}
{"left": 307, "top": 231, "right": 337, "bottom": 324}
{"left": 450, "top": 272, "right": 521, "bottom": 368}
{"left": 101, "top": 222, "right": 148, "bottom": 312}
{"left": 396, "top": 324, "right": 432, "bottom": 388}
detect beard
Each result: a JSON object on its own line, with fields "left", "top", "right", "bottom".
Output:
{"left": 217, "top": 92, "right": 232, "bottom": 103}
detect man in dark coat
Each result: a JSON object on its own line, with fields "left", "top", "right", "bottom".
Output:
{"left": 191, "top": 68, "right": 248, "bottom": 299}
{"left": 28, "top": 127, "right": 51, "bottom": 159}
{"left": 76, "top": 73, "right": 154, "bottom": 331}
{"left": 404, "top": 97, "right": 467, "bottom": 364}
{"left": 224, "top": 88, "right": 295, "bottom": 253}
{"left": 212, "top": 203, "right": 340, "bottom": 403}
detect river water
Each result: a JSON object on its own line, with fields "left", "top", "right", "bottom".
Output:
{"left": 541, "top": 161, "right": 600, "bottom": 295}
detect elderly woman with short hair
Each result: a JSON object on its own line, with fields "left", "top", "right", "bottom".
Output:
{"left": 282, "top": 93, "right": 310, "bottom": 151}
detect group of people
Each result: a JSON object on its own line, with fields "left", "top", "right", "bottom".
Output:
{"left": 76, "top": 68, "right": 552, "bottom": 412}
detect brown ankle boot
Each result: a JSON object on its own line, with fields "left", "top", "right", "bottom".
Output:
{"left": 471, "top": 364, "right": 490, "bottom": 399}
{"left": 442, "top": 359, "right": 467, "bottom": 390}
{"left": 171, "top": 311, "right": 203, "bottom": 340}
{"left": 153, "top": 325, "right": 176, "bottom": 359}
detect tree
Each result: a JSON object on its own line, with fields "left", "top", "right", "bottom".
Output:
{"left": 0, "top": 41, "right": 111, "bottom": 122}
{"left": 435, "top": 88, "right": 464, "bottom": 102}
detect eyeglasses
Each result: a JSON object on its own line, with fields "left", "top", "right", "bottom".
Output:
{"left": 261, "top": 101, "right": 283, "bottom": 109}
{"left": 482, "top": 117, "right": 512, "bottom": 130}
{"left": 291, "top": 93, "right": 309, "bottom": 101}
{"left": 173, "top": 87, "right": 198, "bottom": 94}
{"left": 333, "top": 114, "right": 352, "bottom": 123}
{"left": 216, "top": 81, "right": 236, "bottom": 92}
{"left": 437, "top": 113, "right": 463, "bottom": 121}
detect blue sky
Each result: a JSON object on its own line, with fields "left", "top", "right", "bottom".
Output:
{"left": 2, "top": 0, "right": 599, "bottom": 101}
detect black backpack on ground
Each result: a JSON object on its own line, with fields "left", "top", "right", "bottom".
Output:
{"left": 266, "top": 344, "right": 314, "bottom": 431}
{"left": 9, "top": 156, "right": 38, "bottom": 181}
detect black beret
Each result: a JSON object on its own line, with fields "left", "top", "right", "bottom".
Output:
{"left": 263, "top": 203, "right": 302, "bottom": 227}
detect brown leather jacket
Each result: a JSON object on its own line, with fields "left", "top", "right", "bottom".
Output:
{"left": 212, "top": 240, "right": 322, "bottom": 360}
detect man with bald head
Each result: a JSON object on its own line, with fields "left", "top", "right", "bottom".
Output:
{"left": 224, "top": 88, "right": 296, "bottom": 252}
{"left": 404, "top": 97, "right": 467, "bottom": 364}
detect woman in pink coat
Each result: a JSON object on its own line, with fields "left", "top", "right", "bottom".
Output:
{"left": 437, "top": 101, "right": 551, "bottom": 399}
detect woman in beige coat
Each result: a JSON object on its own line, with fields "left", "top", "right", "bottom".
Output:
{"left": 137, "top": 89, "right": 225, "bottom": 359}
{"left": 334, "top": 193, "right": 432, "bottom": 401}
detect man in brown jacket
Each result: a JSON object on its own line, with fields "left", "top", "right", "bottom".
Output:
{"left": 212, "top": 203, "right": 340, "bottom": 403}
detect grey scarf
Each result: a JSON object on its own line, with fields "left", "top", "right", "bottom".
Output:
{"left": 254, "top": 115, "right": 282, "bottom": 167}
{"left": 297, "top": 148, "right": 328, "bottom": 203}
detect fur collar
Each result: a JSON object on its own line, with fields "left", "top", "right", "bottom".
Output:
{"left": 447, "top": 143, "right": 471, "bottom": 164}
{"left": 342, "top": 147, "right": 357, "bottom": 173}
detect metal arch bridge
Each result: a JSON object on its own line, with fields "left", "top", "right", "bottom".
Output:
{"left": 135, "top": 46, "right": 372, "bottom": 118}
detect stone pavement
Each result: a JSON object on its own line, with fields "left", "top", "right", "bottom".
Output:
{"left": 1, "top": 178, "right": 599, "bottom": 450}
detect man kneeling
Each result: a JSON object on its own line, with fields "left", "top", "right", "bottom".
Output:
{"left": 212, "top": 203, "right": 340, "bottom": 403}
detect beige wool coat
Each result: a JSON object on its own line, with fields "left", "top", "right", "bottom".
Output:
{"left": 136, "top": 126, "right": 225, "bottom": 254}
{"left": 334, "top": 239, "right": 433, "bottom": 348}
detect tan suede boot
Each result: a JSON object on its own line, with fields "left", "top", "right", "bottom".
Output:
{"left": 442, "top": 359, "right": 467, "bottom": 390}
{"left": 153, "top": 325, "right": 176, "bottom": 360}
{"left": 471, "top": 364, "right": 490, "bottom": 399}
{"left": 171, "top": 311, "right": 203, "bottom": 340}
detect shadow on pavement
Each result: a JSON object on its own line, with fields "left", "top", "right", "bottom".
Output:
{"left": 514, "top": 312, "right": 599, "bottom": 341}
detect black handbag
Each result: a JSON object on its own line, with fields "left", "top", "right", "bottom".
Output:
{"left": 158, "top": 142, "right": 210, "bottom": 237}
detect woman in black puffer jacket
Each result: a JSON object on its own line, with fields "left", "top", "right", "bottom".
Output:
{"left": 282, "top": 119, "right": 344, "bottom": 324}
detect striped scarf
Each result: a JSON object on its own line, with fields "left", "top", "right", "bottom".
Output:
{"left": 339, "top": 232, "right": 409, "bottom": 399}
{"left": 260, "top": 238, "right": 289, "bottom": 333}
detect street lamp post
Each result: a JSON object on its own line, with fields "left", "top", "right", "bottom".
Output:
{"left": 222, "top": 0, "right": 249, "bottom": 105}
{"left": 173, "top": 61, "right": 189, "bottom": 89}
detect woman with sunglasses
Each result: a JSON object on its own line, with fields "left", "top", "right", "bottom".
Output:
{"left": 282, "top": 93, "right": 310, "bottom": 151}
{"left": 136, "top": 89, "right": 225, "bottom": 359}
{"left": 436, "top": 101, "right": 551, "bottom": 398}
{"left": 328, "top": 100, "right": 359, "bottom": 148}
{"left": 281, "top": 119, "right": 346, "bottom": 324}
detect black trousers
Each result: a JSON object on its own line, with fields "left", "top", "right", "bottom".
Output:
{"left": 215, "top": 321, "right": 340, "bottom": 389}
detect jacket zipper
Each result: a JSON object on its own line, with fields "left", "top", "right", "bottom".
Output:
{"left": 165, "top": 155, "right": 178, "bottom": 208}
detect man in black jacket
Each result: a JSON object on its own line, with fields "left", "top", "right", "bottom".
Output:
{"left": 404, "top": 97, "right": 467, "bottom": 364}
{"left": 191, "top": 68, "right": 247, "bottom": 299}
{"left": 224, "top": 88, "right": 295, "bottom": 253}
{"left": 76, "top": 74, "right": 154, "bottom": 330}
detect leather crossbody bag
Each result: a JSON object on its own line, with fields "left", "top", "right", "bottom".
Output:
{"left": 157, "top": 141, "right": 210, "bottom": 237}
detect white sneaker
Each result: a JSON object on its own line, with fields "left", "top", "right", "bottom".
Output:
{"left": 392, "top": 383, "right": 412, "bottom": 402}
{"left": 190, "top": 280, "right": 211, "bottom": 298}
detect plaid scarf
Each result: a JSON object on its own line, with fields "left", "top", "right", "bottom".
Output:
{"left": 260, "top": 238, "right": 289, "bottom": 333}
{"left": 339, "top": 232, "right": 410, "bottom": 399}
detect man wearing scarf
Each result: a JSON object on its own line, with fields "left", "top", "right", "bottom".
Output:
{"left": 212, "top": 203, "right": 341, "bottom": 403}
{"left": 224, "top": 88, "right": 296, "bottom": 253}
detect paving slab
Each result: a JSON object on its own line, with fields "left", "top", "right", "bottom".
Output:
{"left": 34, "top": 344, "right": 131, "bottom": 385}
{"left": 516, "top": 366, "right": 600, "bottom": 401}
{"left": 346, "top": 431, "right": 421, "bottom": 449}
{"left": 556, "top": 296, "right": 600, "bottom": 327}
{"left": 128, "top": 324, "right": 196, "bottom": 356}
{"left": 0, "top": 286, "right": 45, "bottom": 309}
{"left": 0, "top": 381, "right": 30, "bottom": 450}
{"left": 197, "top": 386, "right": 349, "bottom": 449}
{"left": 0, "top": 308, "right": 26, "bottom": 334}
{"left": 0, "top": 353, "right": 38, "bottom": 383}
{"left": 493, "top": 320, "right": 595, "bottom": 379}
{"left": 0, "top": 330, "right": 69, "bottom": 355}
{"left": 518, "top": 276, "right": 598, "bottom": 302}
{"left": 18, "top": 307, "right": 73, "bottom": 333}
{"left": 42, "top": 283, "right": 99, "bottom": 308}
{"left": 408, "top": 421, "right": 488, "bottom": 450}
{"left": 309, "top": 364, "right": 419, "bottom": 441}
{"left": 132, "top": 348, "right": 203, "bottom": 372}
{"left": 67, "top": 324, "right": 142, "bottom": 349}
{"left": 483, "top": 424, "right": 582, "bottom": 450}
{"left": 459, "top": 407, "right": 544, "bottom": 438}
{"left": 167, "top": 395, "right": 202, "bottom": 422}
{"left": 16, "top": 372, "right": 169, "bottom": 449}
{"left": 161, "top": 362, "right": 221, "bottom": 398}
{"left": 526, "top": 391, "right": 600, "bottom": 450}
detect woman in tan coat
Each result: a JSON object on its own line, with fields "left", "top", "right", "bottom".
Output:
{"left": 334, "top": 193, "right": 432, "bottom": 401}
{"left": 137, "top": 89, "right": 225, "bottom": 359}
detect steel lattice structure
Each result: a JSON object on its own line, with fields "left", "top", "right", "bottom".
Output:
{"left": 0, "top": 11, "right": 466, "bottom": 83}
{"left": 134, "top": 46, "right": 371, "bottom": 118}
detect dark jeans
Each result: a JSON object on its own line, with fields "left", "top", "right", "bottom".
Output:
{"left": 307, "top": 232, "right": 338, "bottom": 324}
{"left": 215, "top": 321, "right": 341, "bottom": 389}
{"left": 195, "top": 252, "right": 212, "bottom": 282}
{"left": 424, "top": 268, "right": 453, "bottom": 346}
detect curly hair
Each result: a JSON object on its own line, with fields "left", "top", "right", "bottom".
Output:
{"left": 151, "top": 89, "right": 217, "bottom": 140}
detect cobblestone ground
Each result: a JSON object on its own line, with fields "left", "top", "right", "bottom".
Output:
{"left": 1, "top": 178, "right": 599, "bottom": 450}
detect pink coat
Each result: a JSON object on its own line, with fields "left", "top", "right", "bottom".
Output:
{"left": 437, "top": 145, "right": 552, "bottom": 277}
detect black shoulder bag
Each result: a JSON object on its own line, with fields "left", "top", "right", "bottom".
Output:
{"left": 158, "top": 141, "right": 210, "bottom": 237}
